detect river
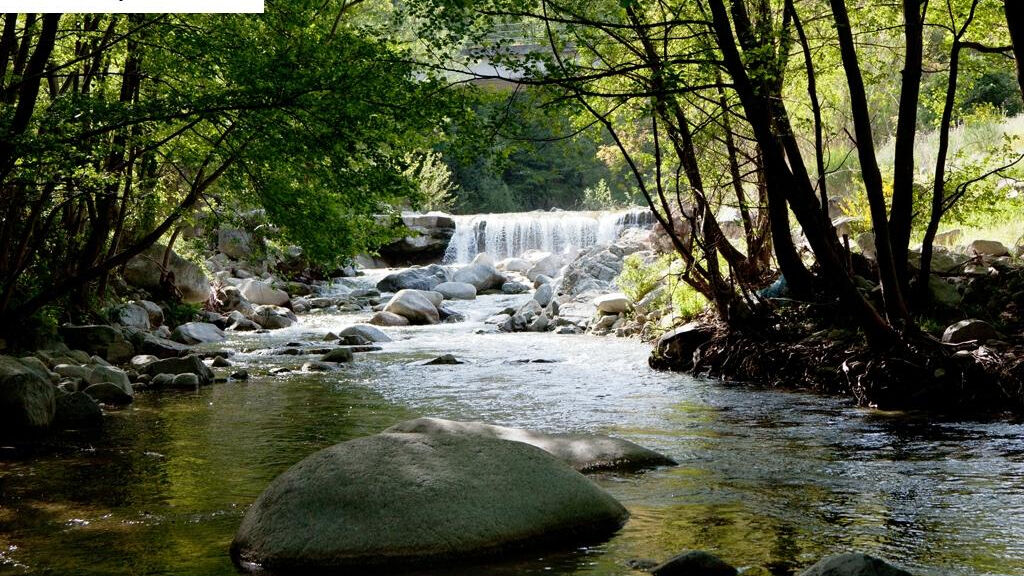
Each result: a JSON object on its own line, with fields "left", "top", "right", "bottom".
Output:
{"left": 1, "top": 287, "right": 1023, "bottom": 575}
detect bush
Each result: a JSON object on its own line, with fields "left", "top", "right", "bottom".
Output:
{"left": 616, "top": 253, "right": 666, "bottom": 302}
{"left": 615, "top": 254, "right": 708, "bottom": 322}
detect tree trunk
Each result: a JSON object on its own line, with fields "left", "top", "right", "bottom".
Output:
{"left": 1006, "top": 0, "right": 1024, "bottom": 99}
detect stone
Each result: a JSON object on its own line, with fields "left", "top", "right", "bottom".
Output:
{"left": 130, "top": 355, "right": 159, "bottom": 370}
{"left": 798, "top": 553, "right": 912, "bottom": 576}
{"left": 171, "top": 373, "right": 200, "bottom": 389}
{"left": 237, "top": 279, "right": 290, "bottom": 306}
{"left": 217, "top": 285, "right": 247, "bottom": 312}
{"left": 934, "top": 229, "right": 962, "bottom": 246}
{"left": 526, "top": 253, "right": 564, "bottom": 282}
{"left": 369, "top": 311, "right": 410, "bottom": 327}
{"left": 339, "top": 324, "right": 392, "bottom": 343}
{"left": 54, "top": 364, "right": 91, "bottom": 381}
{"left": 227, "top": 310, "right": 261, "bottom": 331}
{"left": 534, "top": 283, "right": 554, "bottom": 308}
{"left": 251, "top": 305, "right": 297, "bottom": 330}
{"left": 302, "top": 361, "right": 336, "bottom": 372}
{"left": 230, "top": 370, "right": 250, "bottom": 381}
{"left": 87, "top": 365, "right": 132, "bottom": 397}
{"left": 386, "top": 417, "right": 676, "bottom": 473}
{"left": 501, "top": 281, "right": 530, "bottom": 294}
{"left": 651, "top": 322, "right": 715, "bottom": 371}
{"left": 969, "top": 239, "right": 1010, "bottom": 257}
{"left": 652, "top": 550, "right": 737, "bottom": 576}
{"left": 433, "top": 281, "right": 477, "bottom": 300}
{"left": 321, "top": 348, "right": 354, "bottom": 363}
{"left": 384, "top": 290, "right": 440, "bottom": 325}
{"left": 594, "top": 293, "right": 631, "bottom": 314}
{"left": 418, "top": 354, "right": 463, "bottom": 365}
{"left": 212, "top": 355, "right": 231, "bottom": 367}
{"left": 171, "top": 322, "right": 226, "bottom": 345}
{"left": 377, "top": 213, "right": 456, "bottom": 265}
{"left": 376, "top": 265, "right": 450, "bottom": 293}
{"left": 83, "top": 382, "right": 133, "bottom": 405}
{"left": 485, "top": 313, "right": 511, "bottom": 325}
{"left": 18, "top": 356, "right": 57, "bottom": 383}
{"left": 149, "top": 373, "right": 176, "bottom": 389}
{"left": 555, "top": 302, "right": 598, "bottom": 329}
{"left": 230, "top": 432, "right": 628, "bottom": 572}
{"left": 941, "top": 319, "right": 1000, "bottom": 344}
{"left": 53, "top": 392, "right": 103, "bottom": 429}
{"left": 498, "top": 257, "right": 532, "bottom": 273}
{"left": 143, "top": 355, "right": 214, "bottom": 385}
{"left": 0, "top": 355, "right": 56, "bottom": 435}
{"left": 123, "top": 242, "right": 211, "bottom": 303}
{"left": 111, "top": 303, "right": 151, "bottom": 331}
{"left": 533, "top": 274, "right": 553, "bottom": 287}
{"left": 928, "top": 276, "right": 960, "bottom": 307}
{"left": 58, "top": 325, "right": 134, "bottom": 364}
{"left": 453, "top": 256, "right": 507, "bottom": 292}
{"left": 218, "top": 228, "right": 253, "bottom": 260}
{"left": 135, "top": 300, "right": 164, "bottom": 327}
{"left": 132, "top": 332, "right": 191, "bottom": 359}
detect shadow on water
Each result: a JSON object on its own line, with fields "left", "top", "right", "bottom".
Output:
{"left": 2, "top": 293, "right": 1024, "bottom": 575}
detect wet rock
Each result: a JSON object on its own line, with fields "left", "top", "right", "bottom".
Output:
{"left": 941, "top": 319, "right": 1000, "bottom": 344}
{"left": 54, "top": 364, "right": 90, "bottom": 381}
{"left": 149, "top": 373, "right": 175, "bottom": 389}
{"left": 376, "top": 265, "right": 450, "bottom": 293}
{"left": 501, "top": 281, "right": 530, "bottom": 294}
{"left": 302, "top": 361, "right": 335, "bottom": 372}
{"left": 434, "top": 281, "right": 477, "bottom": 300}
{"left": 87, "top": 365, "right": 132, "bottom": 397}
{"left": 526, "top": 253, "right": 564, "bottom": 282}
{"left": 123, "top": 243, "right": 211, "bottom": 303}
{"left": 594, "top": 293, "right": 631, "bottom": 314}
{"left": 438, "top": 306, "right": 465, "bottom": 323}
{"left": 217, "top": 285, "right": 247, "bottom": 313}
{"left": 369, "top": 310, "right": 410, "bottom": 326}
{"left": 321, "top": 348, "right": 354, "bottom": 363}
{"left": 0, "top": 355, "right": 56, "bottom": 435}
{"left": 84, "top": 382, "right": 133, "bottom": 405}
{"left": 485, "top": 313, "right": 511, "bottom": 325}
{"left": 171, "top": 322, "right": 226, "bottom": 345}
{"left": 339, "top": 324, "right": 392, "bottom": 343}
{"left": 58, "top": 325, "right": 134, "bottom": 364}
{"left": 499, "top": 257, "right": 532, "bottom": 273}
{"left": 969, "top": 239, "right": 1010, "bottom": 258}
{"left": 384, "top": 290, "right": 440, "bottom": 325}
{"left": 651, "top": 322, "right": 715, "bottom": 371}
{"left": 132, "top": 332, "right": 191, "bottom": 359}
{"left": 212, "top": 355, "right": 231, "bottom": 367}
{"left": 111, "top": 303, "right": 151, "bottom": 331}
{"left": 251, "top": 305, "right": 297, "bottom": 330}
{"left": 385, "top": 417, "right": 676, "bottom": 473}
{"left": 143, "top": 355, "right": 214, "bottom": 385}
{"left": 339, "top": 334, "right": 370, "bottom": 346}
{"left": 534, "top": 283, "right": 554, "bottom": 307}
{"left": 269, "top": 367, "right": 291, "bottom": 375}
{"left": 798, "top": 553, "right": 912, "bottom": 576}
{"left": 453, "top": 254, "right": 507, "bottom": 291}
{"left": 230, "top": 432, "right": 628, "bottom": 572}
{"left": 238, "top": 279, "right": 290, "bottom": 307}
{"left": 53, "top": 392, "right": 103, "bottom": 429}
{"left": 626, "top": 558, "right": 660, "bottom": 571}
{"left": 416, "top": 354, "right": 463, "bottom": 365}
{"left": 651, "top": 550, "right": 737, "bottom": 576}
{"left": 171, "top": 373, "right": 200, "bottom": 389}
{"left": 230, "top": 370, "right": 250, "bottom": 381}
{"left": 378, "top": 213, "right": 456, "bottom": 265}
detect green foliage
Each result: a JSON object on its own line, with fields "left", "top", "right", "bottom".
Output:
{"left": 616, "top": 254, "right": 665, "bottom": 302}
{"left": 616, "top": 254, "right": 708, "bottom": 322}
{"left": 164, "top": 301, "right": 201, "bottom": 328}
{"left": 405, "top": 151, "right": 457, "bottom": 211}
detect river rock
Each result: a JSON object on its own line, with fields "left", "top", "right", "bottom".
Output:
{"left": 130, "top": 355, "right": 158, "bottom": 370}
{"left": 58, "top": 325, "right": 134, "bottom": 364}
{"left": 303, "top": 361, "right": 336, "bottom": 372}
{"left": 369, "top": 311, "right": 410, "bottom": 326}
{"left": 385, "top": 417, "right": 676, "bottom": 473}
{"left": 434, "top": 281, "right": 477, "bottom": 300}
{"left": 230, "top": 432, "right": 628, "bottom": 572}
{"left": 941, "top": 319, "right": 1000, "bottom": 344}
{"left": 339, "top": 324, "right": 392, "bottom": 343}
{"left": 87, "top": 365, "right": 132, "bottom": 395}
{"left": 251, "top": 305, "right": 296, "bottom": 330}
{"left": 0, "top": 355, "right": 56, "bottom": 435}
{"left": 17, "top": 357, "right": 56, "bottom": 383}
{"left": 171, "top": 322, "right": 226, "bottom": 345}
{"left": 526, "top": 253, "right": 563, "bottom": 282}
{"left": 171, "top": 373, "right": 200, "bottom": 389}
{"left": 378, "top": 213, "right": 457, "bottom": 265}
{"left": 53, "top": 391, "right": 103, "bottom": 429}
{"left": 132, "top": 332, "right": 191, "bottom": 358}
{"left": 651, "top": 322, "right": 715, "bottom": 371}
{"left": 321, "top": 348, "right": 354, "bottom": 363}
{"left": 54, "top": 364, "right": 91, "bottom": 381}
{"left": 218, "top": 228, "right": 253, "bottom": 260}
{"left": 84, "top": 382, "right": 133, "bottom": 405}
{"left": 533, "top": 274, "right": 553, "bottom": 287}
{"left": 799, "top": 553, "right": 912, "bottom": 576}
{"left": 499, "top": 257, "right": 532, "bottom": 273}
{"left": 238, "top": 279, "right": 290, "bottom": 307}
{"left": 969, "top": 239, "right": 1010, "bottom": 257}
{"left": 135, "top": 300, "right": 164, "bottom": 327}
{"left": 384, "top": 290, "right": 440, "bottom": 325}
{"left": 111, "top": 303, "right": 151, "bottom": 331}
{"left": 534, "top": 283, "right": 554, "bottom": 307}
{"left": 555, "top": 301, "right": 597, "bottom": 329}
{"left": 652, "top": 550, "right": 738, "bottom": 576}
{"left": 594, "top": 293, "right": 630, "bottom": 314}
{"left": 123, "top": 243, "right": 211, "bottom": 303}
{"left": 453, "top": 254, "right": 506, "bottom": 291}
{"left": 502, "top": 281, "right": 529, "bottom": 294}
{"left": 217, "top": 285, "right": 247, "bottom": 313}
{"left": 143, "top": 354, "right": 214, "bottom": 385}
{"left": 227, "top": 310, "right": 260, "bottom": 331}
{"left": 376, "top": 265, "right": 450, "bottom": 293}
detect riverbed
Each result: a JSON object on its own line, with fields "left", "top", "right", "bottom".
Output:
{"left": 1, "top": 290, "right": 1023, "bottom": 576}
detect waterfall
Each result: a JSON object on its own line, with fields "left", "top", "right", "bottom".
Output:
{"left": 443, "top": 207, "right": 654, "bottom": 264}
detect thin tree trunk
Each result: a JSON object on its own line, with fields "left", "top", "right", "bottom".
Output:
{"left": 1006, "top": 0, "right": 1024, "bottom": 99}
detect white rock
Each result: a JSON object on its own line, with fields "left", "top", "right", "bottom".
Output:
{"left": 594, "top": 293, "right": 631, "bottom": 314}
{"left": 238, "top": 278, "right": 290, "bottom": 306}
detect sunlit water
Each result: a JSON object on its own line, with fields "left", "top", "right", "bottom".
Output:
{"left": 1, "top": 288, "right": 1023, "bottom": 575}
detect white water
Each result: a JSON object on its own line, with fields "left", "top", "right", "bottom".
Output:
{"left": 443, "top": 207, "right": 654, "bottom": 264}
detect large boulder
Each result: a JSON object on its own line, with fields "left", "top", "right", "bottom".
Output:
{"left": 87, "top": 365, "right": 132, "bottom": 397}
{"left": 218, "top": 228, "right": 253, "bottom": 260}
{"left": 386, "top": 417, "right": 675, "bottom": 473}
{"left": 143, "top": 354, "right": 214, "bottom": 385}
{"left": 526, "top": 253, "right": 564, "bottom": 282}
{"left": 798, "top": 553, "right": 912, "bottom": 576}
{"left": 376, "top": 265, "right": 450, "bottom": 293}
{"left": 594, "top": 293, "right": 631, "bottom": 314}
{"left": 452, "top": 254, "right": 506, "bottom": 291}
{"left": 368, "top": 311, "right": 410, "bottom": 326}
{"left": 0, "top": 355, "right": 56, "bottom": 435}
{"left": 650, "top": 322, "right": 715, "bottom": 371}
{"left": 110, "top": 303, "right": 151, "bottom": 331}
{"left": 230, "top": 432, "right": 628, "bottom": 572}
{"left": 652, "top": 550, "right": 738, "bottom": 576}
{"left": 433, "top": 281, "right": 477, "bottom": 301}
{"left": 534, "top": 283, "right": 554, "bottom": 308}
{"left": 384, "top": 290, "right": 440, "bottom": 325}
{"left": 237, "top": 279, "right": 289, "bottom": 307}
{"left": 941, "top": 319, "right": 1000, "bottom": 344}
{"left": 123, "top": 243, "right": 211, "bottom": 303}
{"left": 83, "top": 382, "right": 133, "bottom": 406}
{"left": 969, "top": 239, "right": 1010, "bottom": 258}
{"left": 130, "top": 332, "right": 191, "bottom": 359}
{"left": 377, "top": 213, "right": 457, "bottom": 265}
{"left": 338, "top": 324, "right": 392, "bottom": 343}
{"left": 171, "top": 322, "right": 226, "bottom": 345}
{"left": 134, "top": 300, "right": 164, "bottom": 327}
{"left": 58, "top": 325, "right": 134, "bottom": 364}
{"left": 53, "top": 392, "right": 103, "bottom": 429}
{"left": 251, "top": 305, "right": 297, "bottom": 330}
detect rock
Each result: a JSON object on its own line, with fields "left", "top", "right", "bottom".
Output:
{"left": 418, "top": 354, "right": 463, "bottom": 365}
{"left": 798, "top": 553, "right": 912, "bottom": 576}
{"left": 941, "top": 319, "right": 1000, "bottom": 344}
{"left": 534, "top": 283, "right": 554, "bottom": 307}
{"left": 594, "top": 293, "right": 631, "bottom": 314}
{"left": 142, "top": 355, "right": 214, "bottom": 385}
{"left": 218, "top": 228, "right": 253, "bottom": 260}
{"left": 171, "top": 373, "right": 200, "bottom": 389}
{"left": 386, "top": 418, "right": 676, "bottom": 473}
{"left": 560, "top": 248, "right": 622, "bottom": 296}
{"left": 485, "top": 313, "right": 511, "bottom": 325}
{"left": 302, "top": 361, "right": 336, "bottom": 372}
{"left": 134, "top": 300, "right": 164, "bottom": 327}
{"left": 652, "top": 551, "right": 737, "bottom": 576}
{"left": 87, "top": 365, "right": 132, "bottom": 396}
{"left": 238, "top": 279, "right": 290, "bottom": 306}
{"left": 0, "top": 355, "right": 56, "bottom": 435}
{"left": 230, "top": 432, "right": 628, "bottom": 572}
{"left": 526, "top": 253, "right": 564, "bottom": 282}
{"left": 83, "top": 382, "right": 133, "bottom": 405}
{"left": 555, "top": 302, "right": 597, "bottom": 329}
{"left": 171, "top": 322, "right": 226, "bottom": 345}
{"left": 227, "top": 311, "right": 260, "bottom": 331}
{"left": 969, "top": 239, "right": 1010, "bottom": 257}
{"left": 378, "top": 213, "right": 457, "bottom": 265}
{"left": 528, "top": 315, "right": 550, "bottom": 332}
{"left": 321, "top": 348, "right": 354, "bottom": 363}
{"left": 251, "top": 305, "right": 297, "bottom": 330}
{"left": 18, "top": 356, "right": 56, "bottom": 383}
{"left": 230, "top": 370, "right": 250, "bottom": 381}
{"left": 501, "top": 281, "right": 530, "bottom": 294}
{"left": 216, "top": 285, "right": 247, "bottom": 313}
{"left": 53, "top": 392, "right": 103, "bottom": 429}
{"left": 132, "top": 332, "right": 191, "bottom": 359}
{"left": 651, "top": 322, "right": 715, "bottom": 371}
{"left": 58, "top": 325, "right": 134, "bottom": 364}
{"left": 369, "top": 311, "right": 410, "bottom": 327}
{"left": 376, "top": 265, "right": 450, "bottom": 293}
{"left": 434, "top": 281, "right": 477, "bottom": 300}
{"left": 149, "top": 373, "right": 176, "bottom": 389}
{"left": 54, "top": 364, "right": 91, "bottom": 381}
{"left": 212, "top": 355, "right": 231, "bottom": 367}
{"left": 111, "top": 303, "right": 151, "bottom": 331}
{"left": 498, "top": 257, "right": 532, "bottom": 273}
{"left": 123, "top": 243, "right": 211, "bottom": 303}
{"left": 339, "top": 324, "right": 392, "bottom": 343}
{"left": 384, "top": 290, "right": 440, "bottom": 325}
{"left": 533, "top": 274, "right": 553, "bottom": 287}
{"left": 453, "top": 254, "right": 507, "bottom": 291}
{"left": 928, "top": 276, "right": 960, "bottom": 307}
{"left": 130, "top": 355, "right": 158, "bottom": 370}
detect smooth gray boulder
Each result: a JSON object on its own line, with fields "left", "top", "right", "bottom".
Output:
{"left": 652, "top": 550, "right": 738, "bottom": 576}
{"left": 251, "top": 305, "right": 296, "bottom": 330}
{"left": 84, "top": 382, "right": 133, "bottom": 405}
{"left": 941, "top": 319, "right": 1000, "bottom": 344}
{"left": 385, "top": 417, "right": 676, "bottom": 473}
{"left": 799, "top": 553, "right": 913, "bottom": 576}
{"left": 369, "top": 311, "right": 410, "bottom": 326}
{"left": 87, "top": 365, "right": 133, "bottom": 397}
{"left": 969, "top": 239, "right": 1009, "bottom": 257}
{"left": 453, "top": 255, "right": 506, "bottom": 291}
{"left": 111, "top": 303, "right": 151, "bottom": 331}
{"left": 376, "top": 265, "right": 450, "bottom": 293}
{"left": 171, "top": 321, "right": 226, "bottom": 344}
{"left": 384, "top": 290, "right": 440, "bottom": 325}
{"left": 339, "top": 324, "right": 392, "bottom": 343}
{"left": 502, "top": 281, "right": 529, "bottom": 294}
{"left": 0, "top": 355, "right": 56, "bottom": 435}
{"left": 218, "top": 228, "right": 253, "bottom": 260}
{"left": 142, "top": 354, "right": 214, "bottom": 385}
{"left": 134, "top": 300, "right": 164, "bottom": 327}
{"left": 434, "top": 281, "right": 477, "bottom": 300}
{"left": 237, "top": 279, "right": 289, "bottom": 307}
{"left": 123, "top": 243, "right": 211, "bottom": 303}
{"left": 321, "top": 348, "right": 354, "bottom": 363}
{"left": 54, "top": 391, "right": 103, "bottom": 429}
{"left": 231, "top": 433, "right": 628, "bottom": 572}
{"left": 534, "top": 283, "right": 554, "bottom": 307}
{"left": 594, "top": 292, "right": 631, "bottom": 314}
{"left": 58, "top": 324, "right": 134, "bottom": 363}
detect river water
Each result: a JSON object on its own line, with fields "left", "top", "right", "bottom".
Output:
{"left": 1, "top": 289, "right": 1023, "bottom": 576}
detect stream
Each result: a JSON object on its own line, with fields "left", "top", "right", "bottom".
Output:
{"left": 1, "top": 283, "right": 1024, "bottom": 576}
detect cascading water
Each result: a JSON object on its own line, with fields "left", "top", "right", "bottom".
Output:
{"left": 443, "top": 207, "right": 654, "bottom": 264}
